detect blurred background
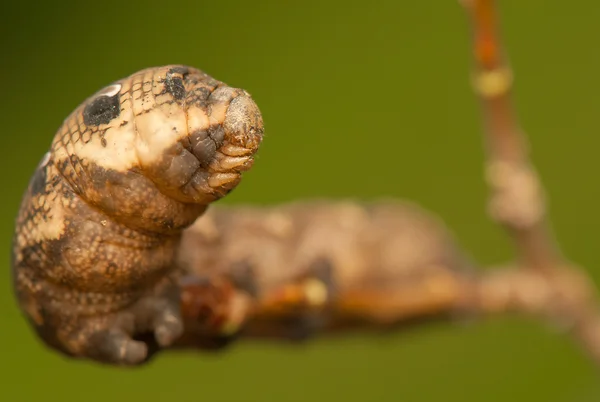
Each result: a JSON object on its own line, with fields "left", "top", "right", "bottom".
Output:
{"left": 2, "top": 0, "right": 600, "bottom": 401}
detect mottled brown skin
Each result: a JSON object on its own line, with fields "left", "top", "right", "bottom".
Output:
{"left": 11, "top": 65, "right": 264, "bottom": 365}
{"left": 176, "top": 200, "right": 475, "bottom": 343}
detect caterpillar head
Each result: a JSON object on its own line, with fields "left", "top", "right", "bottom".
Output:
{"left": 48, "top": 65, "right": 264, "bottom": 232}
{"left": 128, "top": 66, "right": 265, "bottom": 204}
{"left": 49, "top": 66, "right": 264, "bottom": 231}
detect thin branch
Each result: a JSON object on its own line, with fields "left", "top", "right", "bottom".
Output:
{"left": 460, "top": 0, "right": 600, "bottom": 366}
{"left": 461, "top": 0, "right": 562, "bottom": 271}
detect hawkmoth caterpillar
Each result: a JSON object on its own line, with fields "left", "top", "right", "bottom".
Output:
{"left": 11, "top": 65, "right": 264, "bottom": 365}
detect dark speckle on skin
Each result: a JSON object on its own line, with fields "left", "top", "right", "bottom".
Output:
{"left": 161, "top": 218, "right": 175, "bottom": 231}
{"left": 20, "top": 235, "right": 70, "bottom": 274}
{"left": 19, "top": 242, "right": 45, "bottom": 268}
{"left": 83, "top": 93, "right": 121, "bottom": 126}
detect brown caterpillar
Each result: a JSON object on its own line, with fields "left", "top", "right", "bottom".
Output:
{"left": 11, "top": 65, "right": 264, "bottom": 365}
{"left": 171, "top": 200, "right": 477, "bottom": 348}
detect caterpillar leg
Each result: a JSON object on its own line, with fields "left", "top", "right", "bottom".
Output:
{"left": 247, "top": 258, "right": 336, "bottom": 340}
{"left": 45, "top": 282, "right": 185, "bottom": 365}
{"left": 82, "top": 314, "right": 148, "bottom": 365}
{"left": 128, "top": 287, "right": 185, "bottom": 348}
{"left": 176, "top": 274, "right": 254, "bottom": 349}
{"left": 175, "top": 259, "right": 337, "bottom": 344}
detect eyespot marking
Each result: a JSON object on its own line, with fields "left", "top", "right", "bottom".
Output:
{"left": 165, "top": 72, "right": 186, "bottom": 101}
{"left": 83, "top": 85, "right": 122, "bottom": 126}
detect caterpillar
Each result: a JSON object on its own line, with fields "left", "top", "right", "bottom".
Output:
{"left": 10, "top": 65, "right": 264, "bottom": 365}
{"left": 173, "top": 200, "right": 475, "bottom": 348}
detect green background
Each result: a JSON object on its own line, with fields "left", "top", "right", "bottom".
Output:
{"left": 2, "top": 1, "right": 600, "bottom": 401}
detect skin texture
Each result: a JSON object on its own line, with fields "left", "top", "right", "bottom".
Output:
{"left": 175, "top": 200, "right": 475, "bottom": 345}
{"left": 11, "top": 65, "right": 264, "bottom": 365}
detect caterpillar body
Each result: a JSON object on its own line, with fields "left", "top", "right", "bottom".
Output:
{"left": 11, "top": 65, "right": 264, "bottom": 365}
{"left": 175, "top": 200, "right": 474, "bottom": 345}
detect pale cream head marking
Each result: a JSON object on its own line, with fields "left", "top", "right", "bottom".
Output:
{"left": 39, "top": 152, "right": 51, "bottom": 169}
{"left": 97, "top": 83, "right": 122, "bottom": 98}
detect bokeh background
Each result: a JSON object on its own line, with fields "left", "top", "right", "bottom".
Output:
{"left": 2, "top": 1, "right": 600, "bottom": 401}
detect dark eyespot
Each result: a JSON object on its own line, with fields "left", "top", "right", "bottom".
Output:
{"left": 165, "top": 72, "right": 186, "bottom": 101}
{"left": 83, "top": 84, "right": 121, "bottom": 126}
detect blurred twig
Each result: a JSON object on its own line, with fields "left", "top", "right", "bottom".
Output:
{"left": 462, "top": 0, "right": 561, "bottom": 270}
{"left": 460, "top": 0, "right": 600, "bottom": 366}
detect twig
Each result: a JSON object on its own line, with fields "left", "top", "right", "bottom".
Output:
{"left": 460, "top": 0, "right": 600, "bottom": 366}
{"left": 461, "top": 0, "right": 562, "bottom": 271}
